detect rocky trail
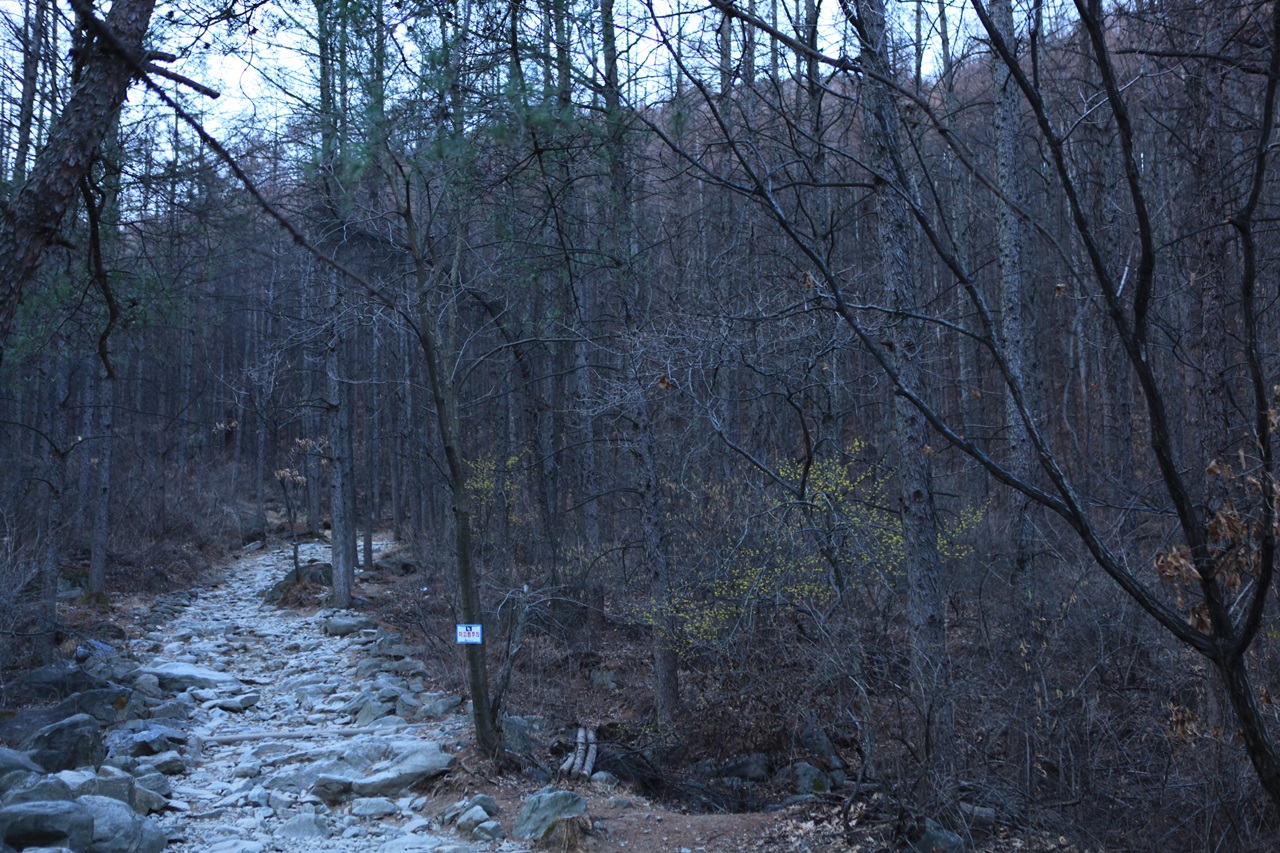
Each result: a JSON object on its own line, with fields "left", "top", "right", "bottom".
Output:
{"left": 1, "top": 542, "right": 603, "bottom": 853}
{"left": 143, "top": 541, "right": 516, "bottom": 853}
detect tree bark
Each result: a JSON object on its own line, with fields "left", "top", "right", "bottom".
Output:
{"left": 0, "top": 0, "right": 157, "bottom": 361}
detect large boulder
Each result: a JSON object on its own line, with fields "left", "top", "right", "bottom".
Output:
{"left": 54, "top": 688, "right": 143, "bottom": 727}
{"left": 21, "top": 715, "right": 106, "bottom": 772}
{"left": 276, "top": 813, "right": 331, "bottom": 840}
{"left": 512, "top": 788, "right": 588, "bottom": 840}
{"left": 104, "top": 723, "right": 186, "bottom": 760}
{"left": 75, "top": 794, "right": 166, "bottom": 853}
{"left": 350, "top": 743, "right": 454, "bottom": 797}
{"left": 322, "top": 615, "right": 375, "bottom": 637}
{"left": 134, "top": 661, "right": 239, "bottom": 692}
{"left": 0, "top": 775, "right": 72, "bottom": 806}
{"left": 0, "top": 749, "right": 42, "bottom": 777}
{"left": 0, "top": 800, "right": 94, "bottom": 850}
{"left": 10, "top": 663, "right": 107, "bottom": 702}
{"left": 719, "top": 753, "right": 770, "bottom": 782}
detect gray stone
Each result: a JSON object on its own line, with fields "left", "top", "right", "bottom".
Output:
{"left": 799, "top": 721, "right": 838, "bottom": 763}
{"left": 54, "top": 688, "right": 143, "bottom": 727}
{"left": 355, "top": 700, "right": 395, "bottom": 726}
{"left": 136, "top": 750, "right": 185, "bottom": 775}
{"left": 0, "top": 770, "right": 38, "bottom": 797}
{"left": 590, "top": 771, "right": 619, "bottom": 788}
{"left": 512, "top": 788, "right": 588, "bottom": 840}
{"left": 775, "top": 761, "right": 830, "bottom": 794}
{"left": 467, "top": 794, "right": 498, "bottom": 817}
{"left": 378, "top": 836, "right": 450, "bottom": 853}
{"left": 350, "top": 744, "right": 454, "bottom": 797}
{"left": 11, "top": 663, "right": 106, "bottom": 702}
{"left": 908, "top": 818, "right": 966, "bottom": 853}
{"left": 471, "top": 820, "right": 504, "bottom": 841}
{"left": 130, "top": 770, "right": 171, "bottom": 799}
{"left": 86, "top": 766, "right": 136, "bottom": 804}
{"left": 0, "top": 800, "right": 94, "bottom": 851}
{"left": 278, "top": 812, "right": 332, "bottom": 839}
{"left": 501, "top": 716, "right": 537, "bottom": 755}
{"left": 21, "top": 714, "right": 106, "bottom": 772}
{"left": 130, "top": 674, "right": 163, "bottom": 699}
{"left": 311, "top": 774, "right": 353, "bottom": 803}
{"left": 1, "top": 776, "right": 72, "bottom": 806}
{"left": 351, "top": 796, "right": 399, "bottom": 817}
{"left": 104, "top": 724, "right": 186, "bottom": 759}
{"left": 395, "top": 695, "right": 423, "bottom": 719}
{"left": 323, "top": 615, "right": 375, "bottom": 637}
{"left": 209, "top": 693, "right": 260, "bottom": 712}
{"left": 205, "top": 842, "right": 265, "bottom": 853}
{"left": 76, "top": 794, "right": 165, "bottom": 853}
{"left": 720, "top": 753, "right": 769, "bottom": 782}
{"left": 420, "top": 696, "right": 461, "bottom": 718}
{"left": 0, "top": 749, "right": 41, "bottom": 777}
{"left": 130, "top": 785, "right": 167, "bottom": 815}
{"left": 455, "top": 805, "right": 490, "bottom": 833}
{"left": 136, "top": 661, "right": 240, "bottom": 691}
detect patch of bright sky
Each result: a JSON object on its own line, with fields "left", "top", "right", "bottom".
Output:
{"left": 152, "top": 0, "right": 998, "bottom": 141}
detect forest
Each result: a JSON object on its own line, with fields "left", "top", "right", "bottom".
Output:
{"left": 1, "top": 0, "right": 1278, "bottom": 849}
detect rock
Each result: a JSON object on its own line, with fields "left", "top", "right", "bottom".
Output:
{"left": 130, "top": 674, "right": 162, "bottom": 699}
{"left": 467, "top": 794, "right": 498, "bottom": 817}
{"left": 350, "top": 743, "right": 454, "bottom": 797}
{"left": 395, "top": 695, "right": 423, "bottom": 719}
{"left": 76, "top": 794, "right": 166, "bottom": 853}
{"left": 354, "top": 699, "right": 395, "bottom": 725}
{"left": 908, "top": 818, "right": 966, "bottom": 853}
{"left": 720, "top": 753, "right": 769, "bottom": 782}
{"left": 205, "top": 840, "right": 265, "bottom": 853}
{"left": 455, "top": 805, "right": 490, "bottom": 833}
{"left": 502, "top": 716, "right": 538, "bottom": 755}
{"left": 207, "top": 693, "right": 259, "bottom": 712}
{"left": 775, "top": 761, "right": 830, "bottom": 794}
{"left": 53, "top": 688, "right": 142, "bottom": 727}
{"left": 136, "top": 751, "right": 185, "bottom": 776}
{"left": 11, "top": 663, "right": 107, "bottom": 702}
{"left": 135, "top": 661, "right": 240, "bottom": 691}
{"left": 800, "top": 721, "right": 838, "bottom": 763}
{"left": 130, "top": 769, "right": 171, "bottom": 799}
{"left": 311, "top": 774, "right": 353, "bottom": 803}
{"left": 471, "top": 820, "right": 504, "bottom": 841}
{"left": 512, "top": 788, "right": 588, "bottom": 840}
{"left": 0, "top": 749, "right": 42, "bottom": 776}
{"left": 590, "top": 771, "right": 619, "bottom": 788}
{"left": 130, "top": 785, "right": 167, "bottom": 815}
{"left": 21, "top": 714, "right": 106, "bottom": 772}
{"left": 277, "top": 812, "right": 332, "bottom": 839}
{"left": 0, "top": 800, "right": 94, "bottom": 851}
{"left": 351, "top": 796, "right": 399, "bottom": 817}
{"left": 378, "top": 836, "right": 450, "bottom": 853}
{"left": 420, "top": 696, "right": 461, "bottom": 718}
{"left": 1, "top": 776, "right": 72, "bottom": 806}
{"left": 105, "top": 725, "right": 185, "bottom": 759}
{"left": 322, "top": 615, "right": 375, "bottom": 637}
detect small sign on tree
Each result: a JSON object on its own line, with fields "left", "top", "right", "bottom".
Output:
{"left": 456, "top": 623, "right": 483, "bottom": 644}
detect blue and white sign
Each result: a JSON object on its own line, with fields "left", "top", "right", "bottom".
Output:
{"left": 456, "top": 624, "right": 483, "bottom": 644}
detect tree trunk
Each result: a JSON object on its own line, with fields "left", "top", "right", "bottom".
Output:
{"left": 0, "top": 0, "right": 157, "bottom": 361}
{"left": 853, "top": 0, "right": 955, "bottom": 791}
{"left": 87, "top": 368, "right": 114, "bottom": 600}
